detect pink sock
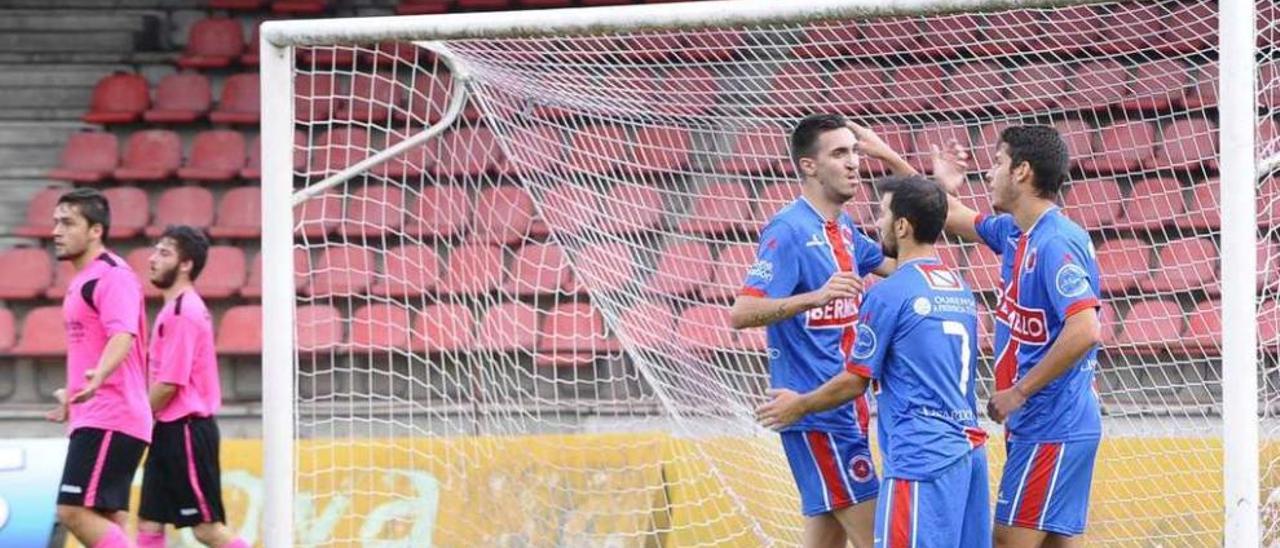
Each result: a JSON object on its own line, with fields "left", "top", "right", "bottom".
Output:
{"left": 93, "top": 523, "right": 131, "bottom": 548}
{"left": 136, "top": 529, "right": 165, "bottom": 548}
{"left": 222, "top": 539, "right": 250, "bottom": 548}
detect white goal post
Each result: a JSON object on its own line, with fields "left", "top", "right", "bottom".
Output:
{"left": 259, "top": 0, "right": 1265, "bottom": 546}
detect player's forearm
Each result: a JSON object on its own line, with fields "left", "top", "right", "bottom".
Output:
{"left": 730, "top": 293, "right": 818, "bottom": 329}
{"left": 149, "top": 383, "right": 177, "bottom": 413}
{"left": 944, "top": 194, "right": 981, "bottom": 242}
{"left": 1014, "top": 311, "right": 1102, "bottom": 397}
{"left": 798, "top": 373, "right": 868, "bottom": 415}
{"left": 91, "top": 333, "right": 135, "bottom": 383}
{"left": 881, "top": 154, "right": 918, "bottom": 178}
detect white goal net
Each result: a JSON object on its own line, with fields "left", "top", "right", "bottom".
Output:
{"left": 262, "top": 0, "right": 1279, "bottom": 544}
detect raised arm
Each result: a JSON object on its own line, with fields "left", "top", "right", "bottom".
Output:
{"left": 847, "top": 121, "right": 916, "bottom": 178}
{"left": 929, "top": 140, "right": 982, "bottom": 242}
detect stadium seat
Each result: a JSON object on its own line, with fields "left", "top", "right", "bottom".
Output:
{"left": 146, "top": 186, "right": 214, "bottom": 238}
{"left": 193, "top": 246, "right": 246, "bottom": 299}
{"left": 647, "top": 241, "right": 714, "bottom": 297}
{"left": 0, "top": 248, "right": 52, "bottom": 299}
{"left": 1095, "top": 238, "right": 1152, "bottom": 294}
{"left": 13, "top": 306, "right": 66, "bottom": 356}
{"left": 295, "top": 305, "right": 344, "bottom": 352}
{"left": 414, "top": 304, "right": 477, "bottom": 353}
{"left": 439, "top": 243, "right": 504, "bottom": 296}
{"left": 210, "top": 0, "right": 265, "bottom": 9}
{"left": 1181, "top": 178, "right": 1219, "bottom": 231}
{"left": 49, "top": 132, "right": 118, "bottom": 183}
{"left": 676, "top": 305, "right": 733, "bottom": 353}
{"left": 1150, "top": 118, "right": 1217, "bottom": 171}
{"left": 1096, "top": 2, "right": 1171, "bottom": 54}
{"left": 1163, "top": 1, "right": 1216, "bottom": 54}
{"left": 124, "top": 248, "right": 161, "bottom": 299}
{"left": 849, "top": 17, "right": 921, "bottom": 57}
{"left": 945, "top": 62, "right": 1005, "bottom": 114}
{"left": 370, "top": 244, "right": 441, "bottom": 297}
{"left": 471, "top": 186, "right": 534, "bottom": 245}
{"left": 630, "top": 125, "right": 691, "bottom": 174}
{"left": 403, "top": 185, "right": 471, "bottom": 239}
{"left": 1080, "top": 121, "right": 1155, "bottom": 175}
{"left": 535, "top": 185, "right": 599, "bottom": 236}
{"left": 308, "top": 245, "right": 375, "bottom": 297}
{"left": 1185, "top": 62, "right": 1218, "bottom": 109}
{"left": 1262, "top": 62, "right": 1280, "bottom": 109}
{"left": 575, "top": 242, "right": 637, "bottom": 294}
{"left": 1061, "top": 178, "right": 1122, "bottom": 230}
{"left": 299, "top": 44, "right": 357, "bottom": 67}
{"left": 567, "top": 124, "right": 629, "bottom": 175}
{"left": 1052, "top": 120, "right": 1097, "bottom": 170}
{"left": 397, "top": 0, "right": 451, "bottom": 15}
{"left": 964, "top": 245, "right": 1003, "bottom": 293}
{"left": 721, "top": 127, "right": 789, "bottom": 174}
{"left": 210, "top": 73, "right": 260, "bottom": 124}
{"left": 179, "top": 18, "right": 245, "bottom": 69}
{"left": 827, "top": 63, "right": 887, "bottom": 115}
{"left": 143, "top": 73, "right": 211, "bottom": 124}
{"left": 309, "top": 126, "right": 370, "bottom": 175}
{"left": 506, "top": 242, "right": 572, "bottom": 297}
{"left": 349, "top": 303, "right": 414, "bottom": 350}
{"left": 341, "top": 185, "right": 405, "bottom": 238}
{"left": 83, "top": 72, "right": 149, "bottom": 124}
{"left": 679, "top": 181, "right": 753, "bottom": 236}
{"left": 335, "top": 72, "right": 397, "bottom": 122}
{"left": 758, "top": 64, "right": 828, "bottom": 118}
{"left": 1262, "top": 300, "right": 1280, "bottom": 349}
{"left": 861, "top": 124, "right": 914, "bottom": 176}
{"left": 210, "top": 186, "right": 261, "bottom": 239}
{"left": 477, "top": 302, "right": 539, "bottom": 351}
{"left": 1122, "top": 60, "right": 1191, "bottom": 111}
{"left": 619, "top": 301, "right": 677, "bottom": 350}
{"left": 704, "top": 243, "right": 756, "bottom": 301}
{"left": 102, "top": 186, "right": 148, "bottom": 239}
{"left": 499, "top": 126, "right": 563, "bottom": 176}
{"left": 970, "top": 10, "right": 1042, "bottom": 56}
{"left": 648, "top": 67, "right": 722, "bottom": 116}
{"left": 845, "top": 182, "right": 879, "bottom": 229}
{"left": 971, "top": 122, "right": 1008, "bottom": 170}
{"left": 1144, "top": 238, "right": 1218, "bottom": 294}
{"left": 1001, "top": 63, "right": 1069, "bottom": 114}
{"left": 114, "top": 130, "right": 182, "bottom": 182}
{"left": 911, "top": 122, "right": 971, "bottom": 173}
{"left": 431, "top": 126, "right": 503, "bottom": 177}
{"left": 918, "top": 13, "right": 979, "bottom": 58}
{"left": 881, "top": 65, "right": 945, "bottom": 114}
{"left": 45, "top": 262, "right": 75, "bottom": 299}
{"left": 793, "top": 20, "right": 860, "bottom": 58}
{"left": 599, "top": 183, "right": 666, "bottom": 235}
{"left": 295, "top": 189, "right": 342, "bottom": 238}
{"left": 241, "top": 249, "right": 311, "bottom": 298}
{"left": 1117, "top": 178, "right": 1184, "bottom": 231}
{"left": 0, "top": 308, "right": 13, "bottom": 353}
{"left": 1116, "top": 299, "right": 1184, "bottom": 353}
{"left": 398, "top": 71, "right": 479, "bottom": 124}
{"left": 369, "top": 133, "right": 430, "bottom": 178}
{"left": 1061, "top": 59, "right": 1129, "bottom": 112}
{"left": 239, "top": 23, "right": 260, "bottom": 66}
{"left": 1097, "top": 301, "right": 1120, "bottom": 347}
{"left": 756, "top": 183, "right": 798, "bottom": 221}
{"left": 15, "top": 187, "right": 66, "bottom": 238}
{"left": 178, "top": 130, "right": 246, "bottom": 182}
{"left": 272, "top": 0, "right": 330, "bottom": 14}
{"left": 953, "top": 179, "right": 990, "bottom": 212}
{"left": 295, "top": 73, "right": 339, "bottom": 122}
{"left": 241, "top": 131, "right": 306, "bottom": 179}
{"left": 455, "top": 0, "right": 510, "bottom": 9}
{"left": 538, "top": 303, "right": 618, "bottom": 366}
{"left": 1040, "top": 5, "right": 1098, "bottom": 54}
{"left": 1183, "top": 299, "right": 1220, "bottom": 356}
{"left": 216, "top": 305, "right": 262, "bottom": 355}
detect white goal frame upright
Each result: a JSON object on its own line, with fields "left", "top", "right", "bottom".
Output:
{"left": 259, "top": 1, "right": 1260, "bottom": 546}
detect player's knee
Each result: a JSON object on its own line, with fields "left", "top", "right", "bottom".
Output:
{"left": 137, "top": 519, "right": 164, "bottom": 533}
{"left": 192, "top": 522, "right": 228, "bottom": 546}
{"left": 55, "top": 505, "right": 85, "bottom": 527}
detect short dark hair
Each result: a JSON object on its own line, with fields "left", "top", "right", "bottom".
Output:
{"left": 56, "top": 188, "right": 111, "bottom": 241}
{"left": 999, "top": 125, "right": 1070, "bottom": 198}
{"left": 160, "top": 225, "right": 211, "bottom": 281}
{"left": 790, "top": 113, "right": 849, "bottom": 169}
{"left": 875, "top": 175, "right": 948, "bottom": 244}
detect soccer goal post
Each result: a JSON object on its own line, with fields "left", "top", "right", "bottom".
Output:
{"left": 259, "top": 0, "right": 1268, "bottom": 545}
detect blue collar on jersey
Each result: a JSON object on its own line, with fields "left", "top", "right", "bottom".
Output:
{"left": 797, "top": 195, "right": 841, "bottom": 223}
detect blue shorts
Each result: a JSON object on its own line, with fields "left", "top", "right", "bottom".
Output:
{"left": 995, "top": 439, "right": 1099, "bottom": 536}
{"left": 875, "top": 448, "right": 991, "bottom": 548}
{"left": 781, "top": 429, "right": 879, "bottom": 517}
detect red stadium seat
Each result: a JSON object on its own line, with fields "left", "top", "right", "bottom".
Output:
{"left": 370, "top": 244, "right": 441, "bottom": 297}
{"left": 455, "top": 0, "right": 510, "bottom": 9}
{"left": 964, "top": 245, "right": 1002, "bottom": 293}
{"left": 680, "top": 181, "right": 753, "bottom": 236}
{"left": 49, "top": 132, "right": 118, "bottom": 183}
{"left": 1061, "top": 60, "right": 1129, "bottom": 111}
{"left": 179, "top": 18, "right": 245, "bottom": 69}
{"left": 83, "top": 73, "right": 149, "bottom": 124}
{"left": 1062, "top": 179, "right": 1122, "bottom": 230}
{"left": 506, "top": 242, "right": 572, "bottom": 297}
{"left": 1262, "top": 62, "right": 1280, "bottom": 109}
{"left": 404, "top": 185, "right": 471, "bottom": 239}
{"left": 370, "top": 133, "right": 430, "bottom": 178}
{"left": 102, "top": 186, "right": 148, "bottom": 239}
{"left": 477, "top": 302, "right": 538, "bottom": 351}
{"left": 1096, "top": 2, "right": 1171, "bottom": 54}
{"left": 648, "top": 67, "right": 722, "bottom": 116}
{"left": 1181, "top": 178, "right": 1219, "bottom": 231}
{"left": 431, "top": 127, "right": 503, "bottom": 177}
{"left": 647, "top": 241, "right": 714, "bottom": 297}
{"left": 599, "top": 183, "right": 665, "bottom": 235}
{"left": 210, "top": 186, "right": 261, "bottom": 239}
{"left": 114, "top": 130, "right": 182, "bottom": 182}
{"left": 1079, "top": 121, "right": 1155, "bottom": 175}
{"left": 845, "top": 182, "right": 879, "bottom": 229}
{"left": 210, "top": 73, "right": 260, "bottom": 124}
{"left": 299, "top": 45, "right": 356, "bottom": 68}
{"left": 15, "top": 187, "right": 65, "bottom": 238}
{"left": 1117, "top": 178, "right": 1184, "bottom": 231}
{"left": 194, "top": 246, "right": 246, "bottom": 299}
{"left": 971, "top": 122, "right": 1008, "bottom": 170}
{"left": 945, "top": 62, "right": 1005, "bottom": 114}
{"left": 397, "top": 0, "right": 451, "bottom": 14}
{"left": 341, "top": 186, "right": 404, "bottom": 238}
{"left": 295, "top": 305, "right": 344, "bottom": 352}
{"left": 1259, "top": 239, "right": 1280, "bottom": 292}
{"left": 538, "top": 303, "right": 618, "bottom": 366}
{"left": 758, "top": 64, "right": 828, "bottom": 118}
{"left": 239, "top": 24, "right": 260, "bottom": 66}
{"left": 14, "top": 307, "right": 66, "bottom": 356}
{"left": 704, "top": 243, "right": 755, "bottom": 301}
{"left": 1262, "top": 300, "right": 1280, "bottom": 350}
{"left": 125, "top": 248, "right": 161, "bottom": 299}
{"left": 500, "top": 126, "right": 563, "bottom": 176}
{"left": 1144, "top": 237, "right": 1219, "bottom": 294}
{"left": 295, "top": 189, "right": 342, "bottom": 238}
{"left": 241, "top": 249, "right": 311, "bottom": 298}
{"left": 1095, "top": 238, "right": 1152, "bottom": 294}
{"left": 210, "top": 0, "right": 265, "bottom": 9}
{"left": 178, "top": 130, "right": 246, "bottom": 182}
{"left": 953, "top": 179, "right": 991, "bottom": 212}
{"left": 881, "top": 65, "right": 945, "bottom": 114}
{"left": 1001, "top": 63, "right": 1070, "bottom": 114}
{"left": 631, "top": 125, "right": 691, "bottom": 174}
{"left": 1150, "top": 118, "right": 1217, "bottom": 171}
{"left": 1183, "top": 299, "right": 1220, "bottom": 356}
{"left": 272, "top": 0, "right": 329, "bottom": 14}
{"left": 45, "top": 262, "right": 75, "bottom": 299}
{"left": 144, "top": 73, "right": 211, "bottom": 123}
{"left": 295, "top": 73, "right": 339, "bottom": 122}
{"left": 1116, "top": 299, "right": 1184, "bottom": 353}
{"left": 398, "top": 71, "right": 479, "bottom": 124}
{"left": 1040, "top": 5, "right": 1099, "bottom": 54}
{"left": 335, "top": 72, "right": 397, "bottom": 122}
{"left": 240, "top": 131, "right": 306, "bottom": 180}
{"left": 918, "top": 14, "right": 979, "bottom": 58}
{"left": 0, "top": 248, "right": 52, "bottom": 299}
{"left": 536, "top": 185, "right": 600, "bottom": 236}
{"left": 1185, "top": 62, "right": 1218, "bottom": 109}
{"left": 756, "top": 183, "right": 799, "bottom": 221}
{"left": 849, "top": 17, "right": 920, "bottom": 57}
{"left": 912, "top": 122, "right": 971, "bottom": 173}
{"left": 619, "top": 301, "right": 677, "bottom": 350}
{"left": 308, "top": 245, "right": 375, "bottom": 297}
{"left": 216, "top": 305, "right": 262, "bottom": 355}
{"left": 1122, "top": 60, "right": 1191, "bottom": 111}
{"left": 827, "top": 63, "right": 887, "bottom": 115}
{"left": 861, "top": 123, "right": 914, "bottom": 176}
{"left": 471, "top": 186, "right": 534, "bottom": 245}
{"left": 721, "top": 127, "right": 789, "bottom": 175}
{"left": 309, "top": 127, "right": 370, "bottom": 175}
{"left": 349, "top": 304, "right": 413, "bottom": 350}
{"left": 146, "top": 187, "right": 214, "bottom": 238}
{"left": 1163, "top": 1, "right": 1216, "bottom": 54}
{"left": 439, "top": 244, "right": 504, "bottom": 296}
{"left": 575, "top": 242, "right": 637, "bottom": 294}
{"left": 413, "top": 304, "right": 476, "bottom": 353}
{"left": 1052, "top": 120, "right": 1097, "bottom": 170}
{"left": 0, "top": 308, "right": 13, "bottom": 352}
{"left": 970, "top": 10, "right": 1042, "bottom": 56}
{"left": 568, "top": 124, "right": 629, "bottom": 175}
{"left": 677, "top": 305, "right": 733, "bottom": 353}
{"left": 793, "top": 21, "right": 860, "bottom": 59}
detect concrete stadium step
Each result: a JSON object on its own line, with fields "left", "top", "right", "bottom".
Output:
{"left": 0, "top": 122, "right": 82, "bottom": 177}
{"left": 0, "top": 65, "right": 123, "bottom": 121}
{"left": 0, "top": 10, "right": 163, "bottom": 55}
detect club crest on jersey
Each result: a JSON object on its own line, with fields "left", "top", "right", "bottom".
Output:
{"left": 995, "top": 295, "right": 1049, "bottom": 344}
{"left": 806, "top": 297, "right": 858, "bottom": 329}
{"left": 1056, "top": 263, "right": 1090, "bottom": 298}
{"left": 852, "top": 322, "right": 877, "bottom": 359}
{"left": 850, "top": 455, "right": 874, "bottom": 482}
{"left": 1022, "top": 247, "right": 1038, "bottom": 275}
{"left": 918, "top": 263, "right": 963, "bottom": 291}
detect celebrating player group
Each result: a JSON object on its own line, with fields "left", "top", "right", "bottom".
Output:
{"left": 738, "top": 115, "right": 1103, "bottom": 548}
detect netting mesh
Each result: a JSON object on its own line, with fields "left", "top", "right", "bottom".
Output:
{"left": 281, "top": 1, "right": 1279, "bottom": 544}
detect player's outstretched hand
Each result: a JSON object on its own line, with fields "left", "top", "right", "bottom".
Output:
{"left": 930, "top": 140, "right": 969, "bottom": 195}
{"left": 813, "top": 272, "right": 863, "bottom": 307}
{"left": 757, "top": 388, "right": 805, "bottom": 430}
{"left": 847, "top": 121, "right": 895, "bottom": 162}
{"left": 45, "top": 388, "right": 68, "bottom": 423}
{"left": 986, "top": 386, "right": 1028, "bottom": 424}
{"left": 71, "top": 370, "right": 102, "bottom": 404}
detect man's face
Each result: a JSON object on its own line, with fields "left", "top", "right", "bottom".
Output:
{"left": 877, "top": 192, "right": 898, "bottom": 259}
{"left": 148, "top": 238, "right": 183, "bottom": 289}
{"left": 52, "top": 203, "right": 96, "bottom": 261}
{"left": 806, "top": 128, "right": 861, "bottom": 202}
{"left": 986, "top": 143, "right": 1021, "bottom": 212}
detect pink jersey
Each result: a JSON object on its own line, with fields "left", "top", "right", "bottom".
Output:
{"left": 64, "top": 251, "right": 152, "bottom": 442}
{"left": 149, "top": 288, "right": 221, "bottom": 422}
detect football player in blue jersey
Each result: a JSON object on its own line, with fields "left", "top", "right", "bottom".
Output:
{"left": 757, "top": 174, "right": 992, "bottom": 548}
{"left": 730, "top": 114, "right": 910, "bottom": 548}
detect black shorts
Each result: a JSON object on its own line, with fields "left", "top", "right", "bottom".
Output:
{"left": 57, "top": 427, "right": 147, "bottom": 512}
{"left": 139, "top": 416, "right": 226, "bottom": 527}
